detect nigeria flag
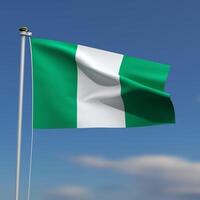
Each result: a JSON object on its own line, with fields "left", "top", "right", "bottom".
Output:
{"left": 30, "top": 38, "right": 175, "bottom": 129}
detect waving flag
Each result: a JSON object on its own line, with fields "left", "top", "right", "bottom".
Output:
{"left": 30, "top": 38, "right": 175, "bottom": 128}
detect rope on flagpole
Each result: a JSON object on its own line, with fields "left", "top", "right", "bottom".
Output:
{"left": 27, "top": 36, "right": 34, "bottom": 200}
{"left": 27, "top": 123, "right": 34, "bottom": 200}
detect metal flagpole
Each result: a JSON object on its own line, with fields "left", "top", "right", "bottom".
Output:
{"left": 15, "top": 27, "right": 32, "bottom": 200}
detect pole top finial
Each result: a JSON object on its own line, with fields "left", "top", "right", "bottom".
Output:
{"left": 19, "top": 26, "right": 32, "bottom": 37}
{"left": 19, "top": 26, "right": 29, "bottom": 32}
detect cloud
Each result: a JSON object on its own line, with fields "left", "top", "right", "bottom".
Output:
{"left": 49, "top": 185, "right": 91, "bottom": 200}
{"left": 72, "top": 155, "right": 112, "bottom": 168}
{"left": 72, "top": 155, "right": 200, "bottom": 199}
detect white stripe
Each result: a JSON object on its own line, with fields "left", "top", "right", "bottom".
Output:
{"left": 76, "top": 45, "right": 125, "bottom": 128}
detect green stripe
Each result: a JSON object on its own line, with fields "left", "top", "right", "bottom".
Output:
{"left": 119, "top": 55, "right": 175, "bottom": 127}
{"left": 31, "top": 38, "right": 77, "bottom": 128}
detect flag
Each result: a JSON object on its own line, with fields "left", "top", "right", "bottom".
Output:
{"left": 30, "top": 38, "right": 175, "bottom": 128}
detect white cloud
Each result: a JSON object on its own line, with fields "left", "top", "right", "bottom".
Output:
{"left": 50, "top": 185, "right": 91, "bottom": 199}
{"left": 72, "top": 155, "right": 112, "bottom": 168}
{"left": 72, "top": 155, "right": 200, "bottom": 198}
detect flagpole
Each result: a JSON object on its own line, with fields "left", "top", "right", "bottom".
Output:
{"left": 15, "top": 27, "right": 32, "bottom": 200}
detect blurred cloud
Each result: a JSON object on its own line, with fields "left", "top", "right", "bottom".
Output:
{"left": 49, "top": 185, "right": 91, "bottom": 200}
{"left": 72, "top": 155, "right": 200, "bottom": 199}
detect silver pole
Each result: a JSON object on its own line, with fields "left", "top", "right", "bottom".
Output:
{"left": 15, "top": 27, "right": 32, "bottom": 200}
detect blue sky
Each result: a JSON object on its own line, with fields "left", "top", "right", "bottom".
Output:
{"left": 0, "top": 0, "right": 200, "bottom": 200}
